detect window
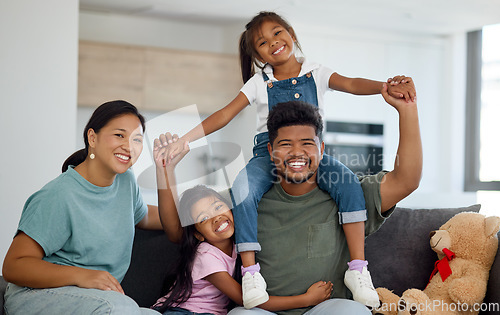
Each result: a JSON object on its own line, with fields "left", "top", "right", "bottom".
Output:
{"left": 465, "top": 25, "right": 500, "bottom": 191}
{"left": 465, "top": 25, "right": 500, "bottom": 216}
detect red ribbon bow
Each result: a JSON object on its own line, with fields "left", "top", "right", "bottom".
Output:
{"left": 426, "top": 248, "right": 455, "bottom": 288}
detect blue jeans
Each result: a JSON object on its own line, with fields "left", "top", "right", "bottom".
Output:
{"left": 4, "top": 283, "right": 160, "bottom": 315}
{"left": 231, "top": 132, "right": 367, "bottom": 253}
{"left": 227, "top": 299, "right": 371, "bottom": 315}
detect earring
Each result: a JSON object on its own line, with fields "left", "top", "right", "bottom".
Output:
{"left": 90, "top": 153, "right": 95, "bottom": 160}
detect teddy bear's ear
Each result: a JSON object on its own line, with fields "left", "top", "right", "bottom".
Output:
{"left": 485, "top": 216, "right": 500, "bottom": 238}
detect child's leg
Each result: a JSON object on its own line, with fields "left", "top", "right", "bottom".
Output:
{"left": 317, "top": 155, "right": 367, "bottom": 261}
{"left": 317, "top": 155, "right": 367, "bottom": 224}
{"left": 317, "top": 155, "right": 379, "bottom": 308}
{"left": 231, "top": 154, "right": 274, "bottom": 258}
{"left": 230, "top": 147, "right": 274, "bottom": 309}
{"left": 343, "top": 221, "right": 365, "bottom": 261}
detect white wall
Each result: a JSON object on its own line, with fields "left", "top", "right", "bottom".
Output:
{"left": 0, "top": 0, "right": 79, "bottom": 271}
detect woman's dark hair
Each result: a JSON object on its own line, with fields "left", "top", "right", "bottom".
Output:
{"left": 267, "top": 101, "right": 323, "bottom": 145}
{"left": 157, "top": 185, "right": 236, "bottom": 312}
{"left": 62, "top": 100, "right": 145, "bottom": 172}
{"left": 239, "top": 11, "right": 303, "bottom": 83}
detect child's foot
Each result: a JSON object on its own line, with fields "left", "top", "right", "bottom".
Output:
{"left": 344, "top": 266, "right": 380, "bottom": 308}
{"left": 242, "top": 271, "right": 269, "bottom": 309}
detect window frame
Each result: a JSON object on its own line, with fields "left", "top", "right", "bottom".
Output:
{"left": 464, "top": 29, "right": 500, "bottom": 191}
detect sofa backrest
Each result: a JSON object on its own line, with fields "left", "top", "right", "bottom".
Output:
{"left": 122, "top": 229, "right": 180, "bottom": 308}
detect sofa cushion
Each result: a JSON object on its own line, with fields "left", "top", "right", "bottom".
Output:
{"left": 365, "top": 204, "right": 481, "bottom": 296}
{"left": 122, "top": 228, "right": 180, "bottom": 308}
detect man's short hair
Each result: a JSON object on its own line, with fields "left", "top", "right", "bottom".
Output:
{"left": 267, "top": 101, "right": 323, "bottom": 145}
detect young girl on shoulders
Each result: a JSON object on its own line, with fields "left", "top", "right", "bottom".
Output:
{"left": 152, "top": 144, "right": 333, "bottom": 315}
{"left": 156, "top": 11, "right": 415, "bottom": 309}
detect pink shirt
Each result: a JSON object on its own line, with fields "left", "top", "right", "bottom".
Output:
{"left": 154, "top": 242, "right": 237, "bottom": 315}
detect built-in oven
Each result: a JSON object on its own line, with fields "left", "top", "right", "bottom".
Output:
{"left": 323, "top": 121, "right": 383, "bottom": 176}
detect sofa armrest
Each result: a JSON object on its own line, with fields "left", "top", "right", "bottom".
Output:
{"left": 0, "top": 276, "right": 7, "bottom": 315}
{"left": 483, "top": 232, "right": 500, "bottom": 315}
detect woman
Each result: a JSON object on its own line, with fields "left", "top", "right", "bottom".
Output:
{"left": 2, "top": 100, "right": 161, "bottom": 314}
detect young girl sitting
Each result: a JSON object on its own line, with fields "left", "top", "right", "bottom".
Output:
{"left": 152, "top": 146, "right": 333, "bottom": 315}
{"left": 156, "top": 11, "right": 415, "bottom": 309}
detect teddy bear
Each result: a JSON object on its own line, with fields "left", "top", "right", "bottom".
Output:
{"left": 372, "top": 212, "right": 500, "bottom": 315}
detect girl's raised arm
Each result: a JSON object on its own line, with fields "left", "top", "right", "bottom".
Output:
{"left": 329, "top": 72, "right": 416, "bottom": 101}
{"left": 154, "top": 137, "right": 190, "bottom": 243}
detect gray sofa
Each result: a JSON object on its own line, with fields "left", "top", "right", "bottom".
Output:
{"left": 1, "top": 204, "right": 499, "bottom": 314}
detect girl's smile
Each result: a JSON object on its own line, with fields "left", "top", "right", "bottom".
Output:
{"left": 191, "top": 196, "right": 235, "bottom": 254}
{"left": 254, "top": 20, "right": 297, "bottom": 67}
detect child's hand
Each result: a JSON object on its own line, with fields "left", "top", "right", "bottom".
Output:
{"left": 153, "top": 133, "right": 190, "bottom": 169}
{"left": 386, "top": 75, "right": 416, "bottom": 102}
{"left": 304, "top": 281, "right": 333, "bottom": 306}
{"left": 381, "top": 82, "right": 417, "bottom": 111}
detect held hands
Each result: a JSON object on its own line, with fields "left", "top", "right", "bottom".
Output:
{"left": 386, "top": 75, "right": 416, "bottom": 102}
{"left": 381, "top": 81, "right": 417, "bottom": 111}
{"left": 75, "top": 269, "right": 124, "bottom": 294}
{"left": 304, "top": 281, "right": 333, "bottom": 306}
{"left": 153, "top": 132, "right": 190, "bottom": 169}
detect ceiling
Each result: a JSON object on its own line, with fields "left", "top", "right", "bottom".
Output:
{"left": 79, "top": 0, "right": 500, "bottom": 36}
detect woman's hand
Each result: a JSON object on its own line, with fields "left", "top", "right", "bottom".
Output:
{"left": 75, "top": 269, "right": 124, "bottom": 294}
{"left": 303, "top": 281, "right": 333, "bottom": 306}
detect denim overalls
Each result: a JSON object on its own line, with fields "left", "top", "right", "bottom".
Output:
{"left": 231, "top": 70, "right": 367, "bottom": 253}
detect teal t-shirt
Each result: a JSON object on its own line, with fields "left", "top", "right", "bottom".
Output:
{"left": 17, "top": 166, "right": 148, "bottom": 282}
{"left": 256, "top": 172, "right": 394, "bottom": 315}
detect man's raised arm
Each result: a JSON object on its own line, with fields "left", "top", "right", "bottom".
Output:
{"left": 379, "top": 82, "right": 423, "bottom": 212}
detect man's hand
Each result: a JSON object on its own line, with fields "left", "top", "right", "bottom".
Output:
{"left": 381, "top": 82, "right": 417, "bottom": 111}
{"left": 386, "top": 75, "right": 416, "bottom": 102}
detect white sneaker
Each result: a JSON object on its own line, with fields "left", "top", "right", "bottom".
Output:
{"left": 344, "top": 267, "right": 380, "bottom": 308}
{"left": 242, "top": 272, "right": 269, "bottom": 309}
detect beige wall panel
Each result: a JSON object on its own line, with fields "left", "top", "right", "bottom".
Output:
{"left": 78, "top": 41, "right": 145, "bottom": 107}
{"left": 78, "top": 41, "right": 241, "bottom": 113}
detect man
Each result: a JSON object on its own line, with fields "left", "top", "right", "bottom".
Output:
{"left": 228, "top": 82, "right": 422, "bottom": 315}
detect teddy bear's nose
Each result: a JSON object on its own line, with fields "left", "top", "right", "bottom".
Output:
{"left": 429, "top": 231, "right": 436, "bottom": 238}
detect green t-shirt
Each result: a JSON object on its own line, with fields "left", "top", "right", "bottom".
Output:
{"left": 256, "top": 172, "right": 393, "bottom": 315}
{"left": 17, "top": 166, "right": 148, "bottom": 282}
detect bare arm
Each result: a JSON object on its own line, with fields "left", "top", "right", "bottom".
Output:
{"left": 379, "top": 82, "right": 423, "bottom": 212}
{"left": 205, "top": 272, "right": 332, "bottom": 311}
{"left": 153, "top": 137, "right": 190, "bottom": 243}
{"left": 184, "top": 92, "right": 249, "bottom": 142}
{"left": 160, "top": 92, "right": 249, "bottom": 165}
{"left": 2, "top": 232, "right": 123, "bottom": 293}
{"left": 329, "top": 73, "right": 416, "bottom": 101}
{"left": 135, "top": 205, "right": 162, "bottom": 230}
{"left": 329, "top": 72, "right": 383, "bottom": 95}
